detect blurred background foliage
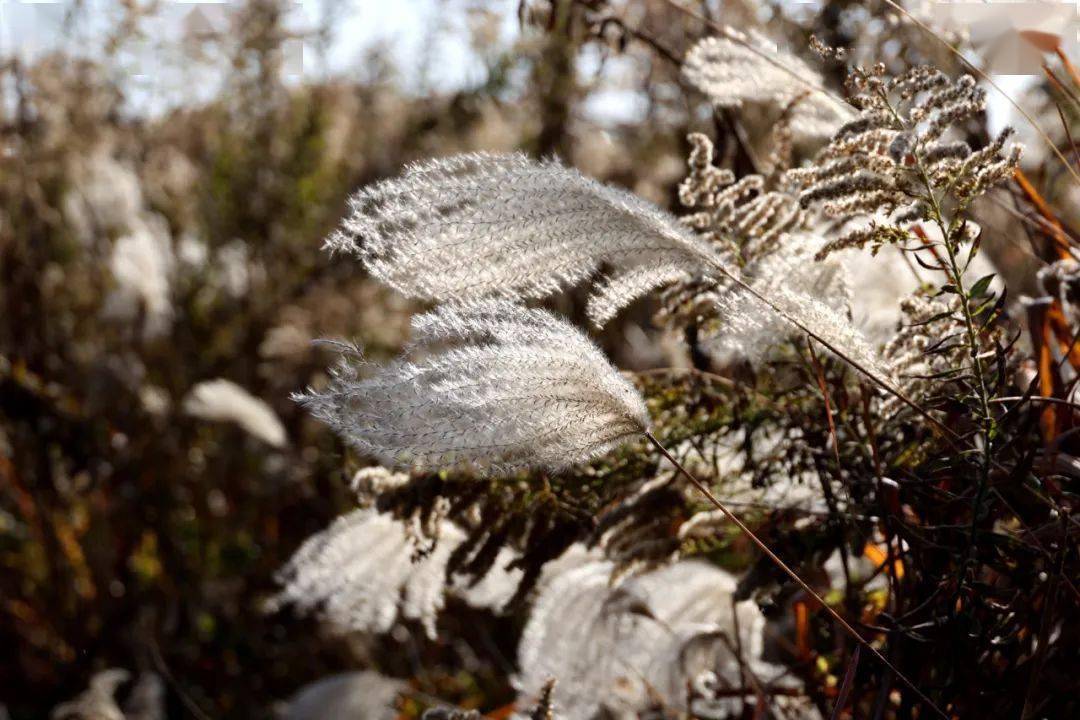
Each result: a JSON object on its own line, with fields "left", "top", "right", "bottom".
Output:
{"left": 0, "top": 0, "right": 705, "bottom": 715}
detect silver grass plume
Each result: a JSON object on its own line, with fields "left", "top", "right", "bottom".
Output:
{"left": 51, "top": 669, "right": 129, "bottom": 720}
{"left": 282, "top": 672, "right": 405, "bottom": 720}
{"left": 270, "top": 508, "right": 459, "bottom": 639}
{"left": 270, "top": 507, "right": 522, "bottom": 639}
{"left": 702, "top": 233, "right": 876, "bottom": 372}
{"left": 682, "top": 29, "right": 852, "bottom": 140}
{"left": 515, "top": 549, "right": 791, "bottom": 718}
{"left": 297, "top": 301, "right": 649, "bottom": 474}
{"left": 329, "top": 152, "right": 717, "bottom": 328}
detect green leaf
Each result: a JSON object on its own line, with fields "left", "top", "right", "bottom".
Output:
{"left": 968, "top": 273, "right": 996, "bottom": 298}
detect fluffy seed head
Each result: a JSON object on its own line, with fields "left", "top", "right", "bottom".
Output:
{"left": 682, "top": 31, "right": 852, "bottom": 139}
{"left": 270, "top": 508, "right": 522, "bottom": 639}
{"left": 516, "top": 549, "right": 786, "bottom": 718}
{"left": 329, "top": 152, "right": 716, "bottom": 327}
{"left": 297, "top": 301, "right": 649, "bottom": 474}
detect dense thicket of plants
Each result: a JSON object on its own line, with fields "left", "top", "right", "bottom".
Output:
{"left": 3, "top": 1, "right": 1079, "bottom": 719}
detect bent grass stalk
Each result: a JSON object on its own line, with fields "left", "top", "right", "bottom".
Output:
{"left": 643, "top": 430, "right": 949, "bottom": 720}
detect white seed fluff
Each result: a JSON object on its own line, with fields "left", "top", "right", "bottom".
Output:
{"left": 328, "top": 152, "right": 717, "bottom": 327}
{"left": 183, "top": 378, "right": 288, "bottom": 448}
{"left": 297, "top": 301, "right": 649, "bottom": 474}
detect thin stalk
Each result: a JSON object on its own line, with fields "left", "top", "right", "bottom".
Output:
{"left": 643, "top": 430, "right": 949, "bottom": 720}
{"left": 909, "top": 145, "right": 997, "bottom": 590}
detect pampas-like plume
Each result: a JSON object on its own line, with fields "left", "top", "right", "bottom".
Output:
{"left": 183, "top": 378, "right": 288, "bottom": 448}
{"left": 682, "top": 29, "right": 852, "bottom": 139}
{"left": 297, "top": 301, "right": 649, "bottom": 474}
{"left": 328, "top": 152, "right": 718, "bottom": 328}
{"left": 270, "top": 508, "right": 458, "bottom": 639}
{"left": 516, "top": 548, "right": 791, "bottom": 718}
{"left": 282, "top": 672, "right": 404, "bottom": 720}
{"left": 331, "top": 150, "right": 910, "bottom": 407}
{"left": 270, "top": 507, "right": 522, "bottom": 639}
{"left": 51, "top": 669, "right": 129, "bottom": 720}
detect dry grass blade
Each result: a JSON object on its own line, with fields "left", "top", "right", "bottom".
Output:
{"left": 807, "top": 337, "right": 842, "bottom": 466}
{"left": 830, "top": 645, "right": 861, "bottom": 720}
{"left": 1013, "top": 168, "right": 1076, "bottom": 261}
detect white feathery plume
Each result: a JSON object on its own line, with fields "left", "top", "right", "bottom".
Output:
{"left": 105, "top": 217, "right": 174, "bottom": 338}
{"left": 63, "top": 150, "right": 145, "bottom": 244}
{"left": 450, "top": 545, "right": 524, "bottom": 611}
{"left": 297, "top": 301, "right": 649, "bottom": 474}
{"left": 588, "top": 263, "right": 695, "bottom": 328}
{"left": 270, "top": 508, "right": 461, "bottom": 639}
{"left": 682, "top": 30, "right": 852, "bottom": 140}
{"left": 270, "top": 508, "right": 522, "bottom": 639}
{"left": 121, "top": 673, "right": 164, "bottom": 720}
{"left": 702, "top": 233, "right": 866, "bottom": 367}
{"left": 330, "top": 152, "right": 911, "bottom": 408}
{"left": 282, "top": 672, "right": 405, "bottom": 720}
{"left": 183, "top": 378, "right": 288, "bottom": 448}
{"left": 51, "top": 669, "right": 129, "bottom": 720}
{"left": 516, "top": 551, "right": 788, "bottom": 718}
{"left": 328, "top": 152, "right": 717, "bottom": 326}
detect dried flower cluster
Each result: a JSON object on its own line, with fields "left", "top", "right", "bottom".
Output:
{"left": 678, "top": 133, "right": 805, "bottom": 255}
{"left": 788, "top": 66, "right": 1021, "bottom": 259}
{"left": 880, "top": 292, "right": 967, "bottom": 417}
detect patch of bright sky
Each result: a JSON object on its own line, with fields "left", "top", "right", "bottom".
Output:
{"left": 0, "top": 0, "right": 1065, "bottom": 132}
{"left": 0, "top": 0, "right": 521, "bottom": 115}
